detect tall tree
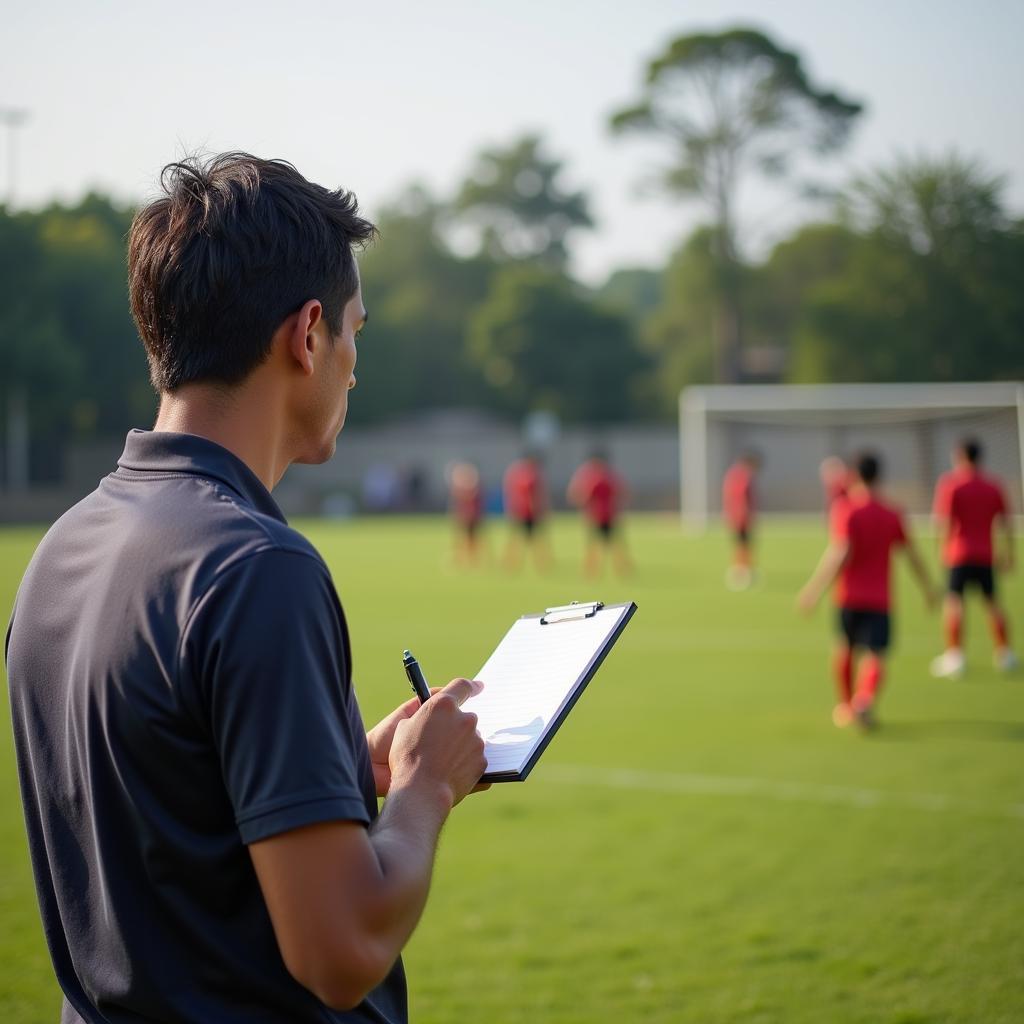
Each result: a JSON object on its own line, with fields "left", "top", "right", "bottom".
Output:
{"left": 451, "top": 134, "right": 593, "bottom": 271}
{"left": 610, "top": 27, "right": 863, "bottom": 382}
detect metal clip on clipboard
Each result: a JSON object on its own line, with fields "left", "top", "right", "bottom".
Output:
{"left": 539, "top": 601, "right": 604, "bottom": 625}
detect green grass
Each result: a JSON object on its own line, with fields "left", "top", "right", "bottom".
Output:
{"left": 1, "top": 514, "right": 1022, "bottom": 1023}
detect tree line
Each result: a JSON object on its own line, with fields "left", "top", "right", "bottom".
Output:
{"left": 2, "top": 27, "right": 1023, "bottom": 484}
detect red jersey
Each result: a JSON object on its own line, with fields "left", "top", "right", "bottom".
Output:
{"left": 831, "top": 493, "right": 907, "bottom": 612}
{"left": 568, "top": 460, "right": 623, "bottom": 526}
{"left": 722, "top": 463, "right": 755, "bottom": 530}
{"left": 503, "top": 460, "right": 545, "bottom": 521}
{"left": 451, "top": 485, "right": 482, "bottom": 525}
{"left": 933, "top": 468, "right": 1007, "bottom": 567}
{"left": 825, "top": 475, "right": 850, "bottom": 509}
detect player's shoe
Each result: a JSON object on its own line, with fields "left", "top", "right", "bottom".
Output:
{"left": 930, "top": 649, "right": 966, "bottom": 679}
{"left": 832, "top": 702, "right": 854, "bottom": 728}
{"left": 725, "top": 565, "right": 752, "bottom": 591}
{"left": 852, "top": 700, "right": 877, "bottom": 732}
{"left": 994, "top": 648, "right": 1019, "bottom": 673}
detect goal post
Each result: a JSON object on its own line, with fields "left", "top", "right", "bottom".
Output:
{"left": 679, "top": 382, "right": 1024, "bottom": 529}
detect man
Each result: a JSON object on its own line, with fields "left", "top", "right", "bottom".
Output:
{"left": 448, "top": 460, "right": 485, "bottom": 567}
{"left": 566, "top": 448, "right": 631, "bottom": 577}
{"left": 5, "top": 153, "right": 487, "bottom": 1023}
{"left": 798, "top": 452, "right": 934, "bottom": 730}
{"left": 502, "top": 451, "right": 552, "bottom": 570}
{"left": 722, "top": 450, "right": 761, "bottom": 590}
{"left": 930, "top": 438, "right": 1016, "bottom": 678}
{"left": 819, "top": 455, "right": 851, "bottom": 516}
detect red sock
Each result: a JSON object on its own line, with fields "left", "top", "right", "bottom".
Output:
{"left": 991, "top": 611, "right": 1009, "bottom": 649}
{"left": 854, "top": 655, "right": 884, "bottom": 708}
{"left": 945, "top": 608, "right": 962, "bottom": 650}
{"left": 833, "top": 647, "right": 853, "bottom": 704}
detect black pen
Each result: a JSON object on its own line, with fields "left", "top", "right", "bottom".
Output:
{"left": 402, "top": 649, "right": 431, "bottom": 704}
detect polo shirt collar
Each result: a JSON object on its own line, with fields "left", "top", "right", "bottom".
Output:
{"left": 116, "top": 429, "right": 287, "bottom": 523}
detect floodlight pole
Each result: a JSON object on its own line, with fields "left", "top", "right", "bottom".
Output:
{"left": 0, "top": 107, "right": 29, "bottom": 207}
{"left": 1, "top": 108, "right": 31, "bottom": 494}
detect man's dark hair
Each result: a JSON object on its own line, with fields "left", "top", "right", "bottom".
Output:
{"left": 958, "top": 437, "right": 982, "bottom": 464}
{"left": 129, "top": 152, "right": 377, "bottom": 392}
{"left": 855, "top": 451, "right": 881, "bottom": 485}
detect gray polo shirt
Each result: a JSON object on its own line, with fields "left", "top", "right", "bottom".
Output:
{"left": 5, "top": 429, "right": 407, "bottom": 1024}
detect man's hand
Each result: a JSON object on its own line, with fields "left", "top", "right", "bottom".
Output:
{"left": 388, "top": 678, "right": 488, "bottom": 810}
{"left": 366, "top": 695, "right": 422, "bottom": 797}
{"left": 796, "top": 584, "right": 818, "bottom": 616}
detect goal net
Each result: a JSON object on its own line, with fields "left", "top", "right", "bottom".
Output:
{"left": 679, "top": 382, "right": 1024, "bottom": 527}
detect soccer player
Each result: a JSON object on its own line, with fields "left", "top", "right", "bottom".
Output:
{"left": 5, "top": 154, "right": 488, "bottom": 1023}
{"left": 566, "top": 449, "right": 632, "bottom": 577}
{"left": 819, "top": 455, "right": 851, "bottom": 515}
{"left": 798, "top": 452, "right": 935, "bottom": 730}
{"left": 930, "top": 438, "right": 1016, "bottom": 677}
{"left": 722, "top": 450, "right": 761, "bottom": 589}
{"left": 448, "top": 460, "right": 485, "bottom": 567}
{"left": 502, "top": 451, "right": 552, "bottom": 570}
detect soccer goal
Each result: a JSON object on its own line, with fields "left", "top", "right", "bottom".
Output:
{"left": 679, "top": 382, "right": 1024, "bottom": 528}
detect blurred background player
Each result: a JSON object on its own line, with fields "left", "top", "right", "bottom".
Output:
{"left": 798, "top": 452, "right": 935, "bottom": 730}
{"left": 930, "top": 438, "right": 1016, "bottom": 678}
{"left": 567, "top": 448, "right": 632, "bottom": 578}
{"left": 722, "top": 450, "right": 761, "bottom": 590}
{"left": 447, "top": 461, "right": 485, "bottom": 567}
{"left": 502, "top": 451, "right": 552, "bottom": 571}
{"left": 819, "top": 455, "right": 851, "bottom": 516}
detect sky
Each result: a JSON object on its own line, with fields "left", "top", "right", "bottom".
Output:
{"left": 3, "top": 0, "right": 1023, "bottom": 284}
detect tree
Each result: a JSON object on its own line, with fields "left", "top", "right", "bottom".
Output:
{"left": 352, "top": 185, "right": 495, "bottom": 423}
{"left": 467, "top": 265, "right": 647, "bottom": 423}
{"left": 451, "top": 134, "right": 594, "bottom": 271}
{"left": 0, "top": 210, "right": 79, "bottom": 488}
{"left": 610, "top": 27, "right": 863, "bottom": 382}
{"left": 638, "top": 226, "right": 721, "bottom": 416}
{"left": 595, "top": 268, "right": 663, "bottom": 328}
{"left": 788, "top": 154, "right": 1024, "bottom": 383}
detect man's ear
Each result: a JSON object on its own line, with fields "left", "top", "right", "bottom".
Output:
{"left": 285, "top": 299, "right": 324, "bottom": 377}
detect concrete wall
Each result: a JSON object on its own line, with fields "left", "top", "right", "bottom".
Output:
{"left": 0, "top": 413, "right": 680, "bottom": 523}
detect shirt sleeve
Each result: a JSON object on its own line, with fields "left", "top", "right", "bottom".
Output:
{"left": 181, "top": 548, "right": 371, "bottom": 844}
{"left": 893, "top": 510, "right": 908, "bottom": 546}
{"left": 994, "top": 483, "right": 1008, "bottom": 516}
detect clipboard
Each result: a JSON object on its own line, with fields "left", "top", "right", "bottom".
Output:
{"left": 462, "top": 600, "right": 637, "bottom": 783}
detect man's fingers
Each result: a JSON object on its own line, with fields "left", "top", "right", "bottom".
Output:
{"left": 440, "top": 677, "right": 485, "bottom": 706}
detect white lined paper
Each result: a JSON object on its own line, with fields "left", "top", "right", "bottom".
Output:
{"left": 461, "top": 605, "right": 632, "bottom": 776}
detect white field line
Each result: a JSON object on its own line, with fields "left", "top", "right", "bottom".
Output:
{"left": 543, "top": 764, "right": 1024, "bottom": 821}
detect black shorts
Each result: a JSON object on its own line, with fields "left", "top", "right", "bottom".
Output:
{"left": 734, "top": 526, "right": 750, "bottom": 545}
{"left": 838, "top": 608, "right": 891, "bottom": 652}
{"left": 949, "top": 564, "right": 995, "bottom": 597}
{"left": 591, "top": 520, "right": 616, "bottom": 541}
{"left": 516, "top": 516, "right": 537, "bottom": 536}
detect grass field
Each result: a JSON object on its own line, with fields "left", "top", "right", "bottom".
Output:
{"left": 1, "top": 513, "right": 1022, "bottom": 1023}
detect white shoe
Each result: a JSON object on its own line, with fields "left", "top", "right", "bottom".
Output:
{"left": 725, "top": 566, "right": 752, "bottom": 591}
{"left": 995, "top": 648, "right": 1019, "bottom": 672}
{"left": 930, "top": 649, "right": 965, "bottom": 679}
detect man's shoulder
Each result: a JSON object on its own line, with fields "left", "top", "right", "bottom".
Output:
{"left": 850, "top": 496, "right": 902, "bottom": 527}
{"left": 29, "top": 471, "right": 327, "bottom": 608}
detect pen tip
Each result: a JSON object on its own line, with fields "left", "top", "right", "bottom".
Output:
{"left": 402, "top": 649, "right": 412, "bottom": 659}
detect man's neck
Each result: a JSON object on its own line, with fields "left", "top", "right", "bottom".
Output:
{"left": 153, "top": 382, "right": 289, "bottom": 491}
